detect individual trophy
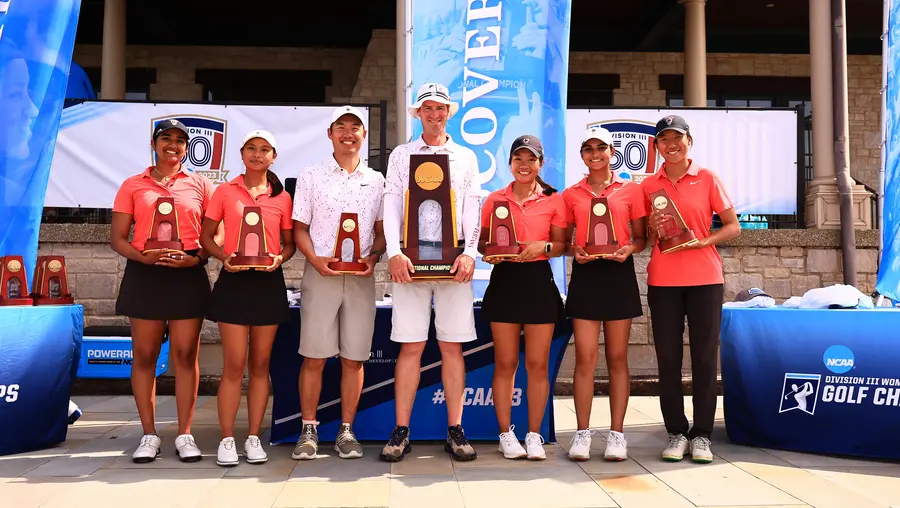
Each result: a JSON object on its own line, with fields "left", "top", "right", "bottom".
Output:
{"left": 583, "top": 197, "right": 619, "bottom": 258}
{"left": 143, "top": 197, "right": 184, "bottom": 253}
{"left": 401, "top": 154, "right": 462, "bottom": 279}
{"left": 31, "top": 255, "right": 75, "bottom": 305}
{"left": 231, "top": 205, "right": 272, "bottom": 269}
{"left": 482, "top": 200, "right": 522, "bottom": 262}
{"left": 0, "top": 255, "right": 34, "bottom": 306}
{"left": 328, "top": 212, "right": 367, "bottom": 273}
{"left": 649, "top": 189, "right": 698, "bottom": 253}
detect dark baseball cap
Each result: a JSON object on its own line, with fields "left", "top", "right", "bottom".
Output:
{"left": 509, "top": 134, "right": 543, "bottom": 161}
{"left": 153, "top": 119, "right": 190, "bottom": 140}
{"left": 655, "top": 115, "right": 690, "bottom": 137}
{"left": 735, "top": 287, "right": 772, "bottom": 302}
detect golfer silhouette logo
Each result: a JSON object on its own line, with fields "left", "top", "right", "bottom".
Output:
{"left": 779, "top": 373, "right": 821, "bottom": 415}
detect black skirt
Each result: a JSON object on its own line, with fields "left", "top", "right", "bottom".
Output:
{"left": 115, "top": 252, "right": 211, "bottom": 321}
{"left": 481, "top": 260, "right": 565, "bottom": 325}
{"left": 206, "top": 266, "right": 289, "bottom": 326}
{"left": 566, "top": 255, "right": 643, "bottom": 322}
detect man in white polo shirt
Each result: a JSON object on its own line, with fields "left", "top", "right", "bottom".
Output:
{"left": 379, "top": 83, "right": 481, "bottom": 462}
{"left": 292, "top": 105, "right": 385, "bottom": 461}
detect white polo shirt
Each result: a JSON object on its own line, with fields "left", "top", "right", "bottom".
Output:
{"left": 384, "top": 135, "right": 482, "bottom": 260}
{"left": 292, "top": 156, "right": 385, "bottom": 258}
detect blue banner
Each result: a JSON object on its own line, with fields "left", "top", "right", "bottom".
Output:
{"left": 0, "top": 0, "right": 81, "bottom": 279}
{"left": 879, "top": 0, "right": 900, "bottom": 301}
{"left": 410, "top": 0, "right": 572, "bottom": 297}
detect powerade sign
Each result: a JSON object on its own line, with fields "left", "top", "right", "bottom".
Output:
{"left": 823, "top": 345, "right": 855, "bottom": 374}
{"left": 86, "top": 348, "right": 133, "bottom": 365}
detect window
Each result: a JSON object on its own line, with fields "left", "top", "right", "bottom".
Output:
{"left": 568, "top": 74, "right": 619, "bottom": 108}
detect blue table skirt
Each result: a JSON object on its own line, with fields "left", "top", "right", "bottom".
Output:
{"left": 721, "top": 306, "right": 900, "bottom": 460}
{"left": 0, "top": 305, "right": 83, "bottom": 456}
{"left": 269, "top": 305, "right": 573, "bottom": 444}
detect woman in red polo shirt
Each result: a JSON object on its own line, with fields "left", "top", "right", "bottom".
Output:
{"left": 478, "top": 135, "right": 566, "bottom": 462}
{"left": 111, "top": 119, "right": 216, "bottom": 464}
{"left": 641, "top": 115, "right": 740, "bottom": 464}
{"left": 562, "top": 126, "right": 647, "bottom": 462}
{"left": 200, "top": 129, "right": 295, "bottom": 467}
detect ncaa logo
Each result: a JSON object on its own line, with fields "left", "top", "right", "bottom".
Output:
{"left": 823, "top": 345, "right": 855, "bottom": 374}
{"left": 589, "top": 120, "right": 662, "bottom": 184}
{"left": 151, "top": 116, "right": 229, "bottom": 184}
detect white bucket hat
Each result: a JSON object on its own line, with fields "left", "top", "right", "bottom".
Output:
{"left": 408, "top": 83, "right": 459, "bottom": 118}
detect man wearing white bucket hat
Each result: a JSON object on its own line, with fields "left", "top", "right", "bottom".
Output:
{"left": 380, "top": 83, "right": 482, "bottom": 462}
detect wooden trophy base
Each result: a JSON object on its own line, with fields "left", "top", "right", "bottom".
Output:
{"left": 143, "top": 240, "right": 184, "bottom": 254}
{"left": 33, "top": 295, "right": 75, "bottom": 306}
{"left": 231, "top": 255, "right": 273, "bottom": 270}
{"left": 583, "top": 243, "right": 619, "bottom": 259}
{"left": 329, "top": 260, "right": 368, "bottom": 274}
{"left": 402, "top": 246, "right": 463, "bottom": 280}
{"left": 659, "top": 230, "right": 699, "bottom": 254}
{"left": 0, "top": 296, "right": 34, "bottom": 306}
{"left": 482, "top": 244, "right": 522, "bottom": 262}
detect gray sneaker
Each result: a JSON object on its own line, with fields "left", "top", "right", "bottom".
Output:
{"left": 379, "top": 426, "right": 411, "bottom": 462}
{"left": 291, "top": 423, "right": 318, "bottom": 460}
{"left": 334, "top": 424, "right": 363, "bottom": 459}
{"left": 445, "top": 425, "right": 477, "bottom": 461}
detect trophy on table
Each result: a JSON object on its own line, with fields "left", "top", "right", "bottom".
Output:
{"left": 143, "top": 197, "right": 184, "bottom": 253}
{"left": 401, "top": 154, "right": 462, "bottom": 279}
{"left": 0, "top": 255, "right": 34, "bottom": 306}
{"left": 328, "top": 212, "right": 367, "bottom": 273}
{"left": 230, "top": 205, "right": 272, "bottom": 269}
{"left": 32, "top": 255, "right": 74, "bottom": 305}
{"left": 583, "top": 197, "right": 619, "bottom": 258}
{"left": 649, "top": 189, "right": 698, "bottom": 253}
{"left": 482, "top": 200, "right": 522, "bottom": 262}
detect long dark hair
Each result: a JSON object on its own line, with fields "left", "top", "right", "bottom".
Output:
{"left": 266, "top": 169, "right": 284, "bottom": 197}
{"left": 535, "top": 174, "right": 557, "bottom": 196}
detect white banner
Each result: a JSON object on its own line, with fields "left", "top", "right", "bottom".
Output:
{"left": 45, "top": 102, "right": 371, "bottom": 208}
{"left": 564, "top": 108, "right": 799, "bottom": 215}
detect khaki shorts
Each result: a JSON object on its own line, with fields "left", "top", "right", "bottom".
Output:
{"left": 298, "top": 265, "right": 376, "bottom": 362}
{"left": 390, "top": 281, "right": 476, "bottom": 343}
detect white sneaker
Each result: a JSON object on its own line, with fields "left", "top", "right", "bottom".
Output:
{"left": 525, "top": 432, "right": 546, "bottom": 461}
{"left": 244, "top": 435, "right": 268, "bottom": 464}
{"left": 604, "top": 430, "right": 627, "bottom": 461}
{"left": 691, "top": 437, "right": 713, "bottom": 463}
{"left": 175, "top": 434, "right": 202, "bottom": 462}
{"left": 662, "top": 433, "right": 689, "bottom": 462}
{"left": 216, "top": 437, "right": 239, "bottom": 467}
{"left": 498, "top": 425, "right": 526, "bottom": 459}
{"left": 132, "top": 434, "right": 161, "bottom": 463}
{"left": 568, "top": 429, "right": 592, "bottom": 461}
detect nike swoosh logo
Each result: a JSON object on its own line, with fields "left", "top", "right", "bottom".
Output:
{"left": 690, "top": 181, "right": 700, "bottom": 185}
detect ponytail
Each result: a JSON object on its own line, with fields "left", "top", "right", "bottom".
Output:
{"left": 535, "top": 175, "right": 557, "bottom": 195}
{"left": 266, "top": 170, "right": 284, "bottom": 197}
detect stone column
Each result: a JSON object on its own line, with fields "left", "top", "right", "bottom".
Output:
{"left": 396, "top": 0, "right": 410, "bottom": 144}
{"left": 100, "top": 0, "right": 126, "bottom": 99}
{"left": 681, "top": 0, "right": 707, "bottom": 106}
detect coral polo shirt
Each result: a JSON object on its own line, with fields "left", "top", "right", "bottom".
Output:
{"left": 205, "top": 175, "right": 293, "bottom": 257}
{"left": 640, "top": 160, "right": 734, "bottom": 287}
{"left": 480, "top": 183, "right": 567, "bottom": 262}
{"left": 562, "top": 174, "right": 647, "bottom": 249}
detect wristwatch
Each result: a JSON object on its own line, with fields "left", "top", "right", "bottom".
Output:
{"left": 544, "top": 242, "right": 552, "bottom": 254}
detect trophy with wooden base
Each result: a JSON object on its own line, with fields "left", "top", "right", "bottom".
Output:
{"left": 328, "top": 212, "right": 367, "bottom": 273}
{"left": 0, "top": 255, "right": 34, "bottom": 306}
{"left": 143, "top": 197, "right": 184, "bottom": 253}
{"left": 32, "top": 255, "right": 74, "bottom": 305}
{"left": 649, "top": 189, "right": 698, "bottom": 253}
{"left": 401, "top": 154, "right": 462, "bottom": 279}
{"left": 583, "top": 197, "right": 619, "bottom": 258}
{"left": 482, "top": 200, "right": 522, "bottom": 262}
{"left": 231, "top": 205, "right": 272, "bottom": 269}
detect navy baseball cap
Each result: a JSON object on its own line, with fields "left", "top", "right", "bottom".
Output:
{"left": 153, "top": 119, "right": 190, "bottom": 140}
{"left": 655, "top": 115, "right": 690, "bottom": 137}
{"left": 509, "top": 134, "right": 543, "bottom": 161}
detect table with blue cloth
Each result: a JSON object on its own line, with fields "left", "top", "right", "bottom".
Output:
{"left": 0, "top": 305, "right": 83, "bottom": 456}
{"left": 720, "top": 306, "right": 900, "bottom": 460}
{"left": 269, "top": 304, "right": 573, "bottom": 445}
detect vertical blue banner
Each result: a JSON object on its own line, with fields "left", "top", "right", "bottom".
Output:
{"left": 411, "top": 0, "right": 573, "bottom": 297}
{"left": 0, "top": 0, "right": 82, "bottom": 279}
{"left": 880, "top": 0, "right": 900, "bottom": 301}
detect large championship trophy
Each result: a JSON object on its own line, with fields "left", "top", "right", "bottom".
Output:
{"left": 649, "top": 189, "right": 698, "bottom": 253}
{"left": 231, "top": 205, "right": 272, "bottom": 269}
{"left": 482, "top": 200, "right": 522, "bottom": 262}
{"left": 328, "top": 212, "right": 367, "bottom": 273}
{"left": 402, "top": 154, "right": 462, "bottom": 279}
{"left": 32, "top": 255, "right": 74, "bottom": 305}
{"left": 0, "top": 255, "right": 34, "bottom": 306}
{"left": 583, "top": 197, "right": 618, "bottom": 258}
{"left": 143, "top": 197, "right": 184, "bottom": 253}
